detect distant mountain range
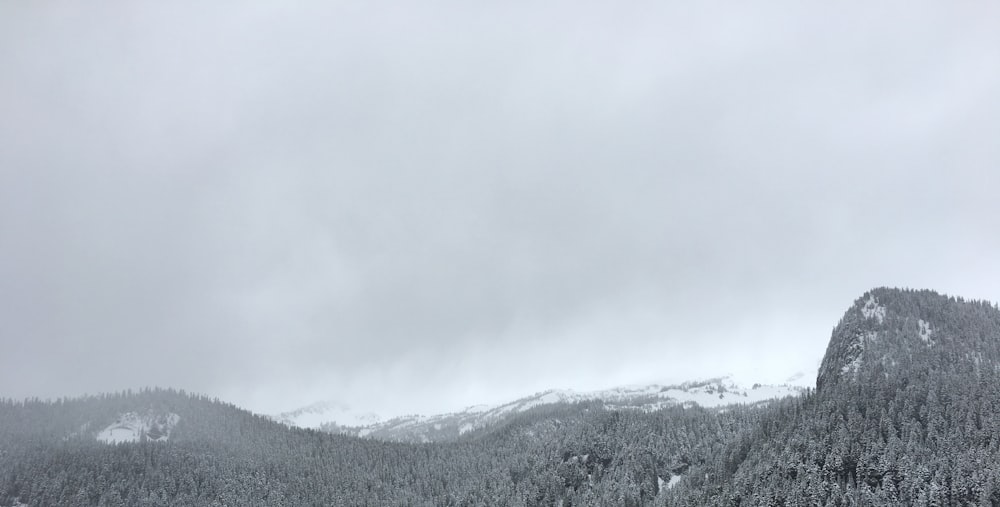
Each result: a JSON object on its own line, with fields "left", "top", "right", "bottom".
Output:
{"left": 273, "top": 375, "right": 809, "bottom": 442}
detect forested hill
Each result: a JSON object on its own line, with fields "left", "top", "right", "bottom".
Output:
{"left": 0, "top": 388, "right": 749, "bottom": 506}
{"left": 3, "top": 287, "right": 1000, "bottom": 506}
{"left": 671, "top": 287, "right": 1000, "bottom": 505}
{"left": 817, "top": 287, "right": 1000, "bottom": 391}
{"left": 0, "top": 389, "right": 289, "bottom": 450}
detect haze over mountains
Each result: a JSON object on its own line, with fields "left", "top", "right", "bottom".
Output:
{"left": 274, "top": 376, "right": 808, "bottom": 443}
{"left": 4, "top": 288, "right": 1000, "bottom": 505}
{"left": 4, "top": 1, "right": 998, "bottom": 421}
{"left": 2, "top": 2, "right": 996, "bottom": 505}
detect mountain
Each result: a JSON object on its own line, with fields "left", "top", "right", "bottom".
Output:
{"left": 818, "top": 287, "right": 1000, "bottom": 390}
{"left": 0, "top": 389, "right": 285, "bottom": 450}
{"left": 669, "top": 287, "right": 1000, "bottom": 505}
{"left": 5, "top": 287, "right": 1000, "bottom": 506}
{"left": 293, "top": 376, "right": 806, "bottom": 443}
{"left": 2, "top": 385, "right": 744, "bottom": 506}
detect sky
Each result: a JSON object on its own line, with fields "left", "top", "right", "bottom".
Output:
{"left": 1, "top": 1, "right": 999, "bottom": 418}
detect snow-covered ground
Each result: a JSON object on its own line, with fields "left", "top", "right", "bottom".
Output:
{"left": 658, "top": 474, "right": 682, "bottom": 491}
{"left": 273, "top": 400, "right": 381, "bottom": 429}
{"left": 96, "top": 412, "right": 180, "bottom": 444}
{"left": 919, "top": 319, "right": 935, "bottom": 346}
{"left": 861, "top": 295, "right": 886, "bottom": 323}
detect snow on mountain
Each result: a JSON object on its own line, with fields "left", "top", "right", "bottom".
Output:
{"left": 96, "top": 411, "right": 180, "bottom": 444}
{"left": 816, "top": 288, "right": 999, "bottom": 390}
{"left": 658, "top": 474, "right": 682, "bottom": 491}
{"left": 919, "top": 318, "right": 935, "bottom": 346}
{"left": 279, "top": 376, "right": 806, "bottom": 443}
{"left": 861, "top": 294, "right": 887, "bottom": 323}
{"left": 272, "top": 400, "right": 381, "bottom": 429}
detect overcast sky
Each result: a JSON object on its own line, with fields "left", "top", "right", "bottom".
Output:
{"left": 1, "top": 2, "right": 998, "bottom": 417}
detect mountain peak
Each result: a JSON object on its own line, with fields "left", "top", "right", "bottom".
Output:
{"left": 816, "top": 287, "right": 1000, "bottom": 391}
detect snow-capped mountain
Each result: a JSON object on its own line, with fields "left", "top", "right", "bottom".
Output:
{"left": 278, "top": 376, "right": 807, "bottom": 443}
{"left": 272, "top": 400, "right": 381, "bottom": 429}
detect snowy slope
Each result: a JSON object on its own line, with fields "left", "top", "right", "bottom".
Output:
{"left": 272, "top": 400, "right": 381, "bottom": 429}
{"left": 280, "top": 376, "right": 807, "bottom": 443}
{"left": 96, "top": 411, "right": 180, "bottom": 444}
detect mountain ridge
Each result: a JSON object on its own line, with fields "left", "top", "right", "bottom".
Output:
{"left": 6, "top": 287, "right": 1000, "bottom": 505}
{"left": 275, "top": 375, "right": 809, "bottom": 443}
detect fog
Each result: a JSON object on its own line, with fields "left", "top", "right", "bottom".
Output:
{"left": 1, "top": 1, "right": 998, "bottom": 416}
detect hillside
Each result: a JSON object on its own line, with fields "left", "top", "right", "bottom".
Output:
{"left": 818, "top": 288, "right": 1000, "bottom": 390}
{"left": 1, "top": 388, "right": 757, "bottom": 506}
{"left": 667, "top": 288, "right": 1000, "bottom": 505}
{"left": 3, "top": 288, "right": 1000, "bottom": 506}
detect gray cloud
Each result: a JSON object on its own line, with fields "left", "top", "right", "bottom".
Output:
{"left": 2, "top": 2, "right": 998, "bottom": 415}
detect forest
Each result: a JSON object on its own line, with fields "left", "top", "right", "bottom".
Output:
{"left": 3, "top": 288, "right": 1000, "bottom": 506}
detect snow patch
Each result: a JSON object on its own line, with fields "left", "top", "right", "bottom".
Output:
{"left": 274, "top": 401, "right": 381, "bottom": 429}
{"left": 658, "top": 474, "right": 682, "bottom": 491}
{"left": 668, "top": 475, "right": 682, "bottom": 489}
{"left": 514, "top": 390, "right": 572, "bottom": 413}
{"left": 861, "top": 295, "right": 886, "bottom": 323}
{"left": 96, "top": 412, "right": 179, "bottom": 444}
{"left": 918, "top": 319, "right": 934, "bottom": 346}
{"left": 654, "top": 379, "right": 800, "bottom": 409}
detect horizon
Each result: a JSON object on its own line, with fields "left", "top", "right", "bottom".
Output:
{"left": 6, "top": 360, "right": 819, "bottom": 419}
{"left": 7, "top": 283, "right": 991, "bottom": 418}
{"left": 3, "top": 3, "right": 999, "bottom": 419}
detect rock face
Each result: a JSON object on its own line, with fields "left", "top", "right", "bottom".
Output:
{"left": 817, "top": 287, "right": 1000, "bottom": 391}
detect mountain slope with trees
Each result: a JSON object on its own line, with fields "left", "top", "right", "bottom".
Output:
{"left": 665, "top": 287, "right": 1000, "bottom": 505}
{"left": 2, "top": 288, "right": 999, "bottom": 506}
